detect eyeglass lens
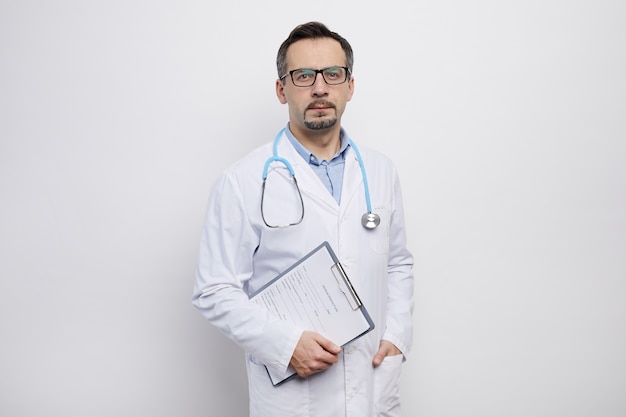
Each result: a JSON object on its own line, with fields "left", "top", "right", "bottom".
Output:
{"left": 291, "top": 67, "right": 348, "bottom": 87}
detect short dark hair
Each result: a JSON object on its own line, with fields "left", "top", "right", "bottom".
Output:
{"left": 276, "top": 22, "right": 354, "bottom": 80}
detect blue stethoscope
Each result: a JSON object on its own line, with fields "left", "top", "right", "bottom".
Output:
{"left": 261, "top": 129, "right": 380, "bottom": 229}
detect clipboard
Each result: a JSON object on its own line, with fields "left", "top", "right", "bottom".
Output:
{"left": 249, "top": 241, "right": 375, "bottom": 386}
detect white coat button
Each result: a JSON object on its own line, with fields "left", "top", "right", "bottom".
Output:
{"left": 346, "top": 346, "right": 355, "bottom": 354}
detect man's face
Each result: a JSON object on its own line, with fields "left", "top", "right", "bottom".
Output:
{"left": 276, "top": 38, "right": 354, "bottom": 135}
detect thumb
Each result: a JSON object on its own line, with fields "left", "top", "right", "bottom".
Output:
{"left": 372, "top": 346, "right": 386, "bottom": 367}
{"left": 372, "top": 352, "right": 385, "bottom": 367}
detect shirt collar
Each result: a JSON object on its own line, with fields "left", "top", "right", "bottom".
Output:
{"left": 284, "top": 123, "right": 351, "bottom": 165}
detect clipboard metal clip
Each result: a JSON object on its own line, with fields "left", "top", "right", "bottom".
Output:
{"left": 331, "top": 262, "right": 362, "bottom": 311}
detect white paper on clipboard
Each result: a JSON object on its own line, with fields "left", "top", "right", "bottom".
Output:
{"left": 249, "top": 241, "right": 375, "bottom": 386}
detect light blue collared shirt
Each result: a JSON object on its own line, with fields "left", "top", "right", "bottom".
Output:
{"left": 284, "top": 125, "right": 350, "bottom": 204}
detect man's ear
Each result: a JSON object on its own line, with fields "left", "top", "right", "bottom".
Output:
{"left": 276, "top": 79, "right": 288, "bottom": 104}
{"left": 346, "top": 76, "right": 355, "bottom": 102}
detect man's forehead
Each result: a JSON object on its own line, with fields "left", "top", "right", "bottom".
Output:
{"left": 286, "top": 38, "right": 346, "bottom": 68}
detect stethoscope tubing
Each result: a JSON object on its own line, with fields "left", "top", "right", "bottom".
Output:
{"left": 347, "top": 138, "right": 372, "bottom": 215}
{"left": 262, "top": 128, "right": 378, "bottom": 229}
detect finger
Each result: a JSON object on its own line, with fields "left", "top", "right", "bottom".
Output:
{"left": 299, "top": 353, "right": 336, "bottom": 376}
{"left": 315, "top": 334, "right": 341, "bottom": 354}
{"left": 314, "top": 345, "right": 340, "bottom": 365}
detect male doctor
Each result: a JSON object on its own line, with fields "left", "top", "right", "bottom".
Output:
{"left": 192, "top": 22, "right": 414, "bottom": 417}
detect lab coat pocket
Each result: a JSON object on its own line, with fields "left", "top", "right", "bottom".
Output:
{"left": 373, "top": 354, "right": 403, "bottom": 417}
{"left": 247, "top": 354, "right": 309, "bottom": 417}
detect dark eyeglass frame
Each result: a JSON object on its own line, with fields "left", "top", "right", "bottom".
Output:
{"left": 280, "top": 66, "right": 351, "bottom": 87}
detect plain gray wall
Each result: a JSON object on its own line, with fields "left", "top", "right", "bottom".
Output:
{"left": 1, "top": 1, "right": 625, "bottom": 416}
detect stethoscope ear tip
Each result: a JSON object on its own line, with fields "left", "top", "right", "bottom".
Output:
{"left": 361, "top": 212, "right": 380, "bottom": 229}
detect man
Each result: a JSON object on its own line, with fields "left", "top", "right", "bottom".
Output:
{"left": 192, "top": 22, "right": 414, "bottom": 417}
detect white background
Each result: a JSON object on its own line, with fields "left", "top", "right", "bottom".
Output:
{"left": 1, "top": 1, "right": 625, "bottom": 416}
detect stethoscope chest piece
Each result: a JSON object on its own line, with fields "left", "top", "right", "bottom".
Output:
{"left": 361, "top": 212, "right": 380, "bottom": 229}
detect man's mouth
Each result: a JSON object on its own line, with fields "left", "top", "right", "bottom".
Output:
{"left": 307, "top": 101, "right": 335, "bottom": 111}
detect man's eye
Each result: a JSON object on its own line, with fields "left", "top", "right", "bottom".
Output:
{"left": 295, "top": 71, "right": 315, "bottom": 80}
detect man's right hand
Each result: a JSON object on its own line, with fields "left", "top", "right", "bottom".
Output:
{"left": 289, "top": 331, "right": 341, "bottom": 377}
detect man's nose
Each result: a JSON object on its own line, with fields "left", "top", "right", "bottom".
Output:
{"left": 311, "top": 73, "right": 329, "bottom": 96}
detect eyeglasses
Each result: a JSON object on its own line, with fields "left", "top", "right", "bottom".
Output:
{"left": 280, "top": 66, "right": 350, "bottom": 87}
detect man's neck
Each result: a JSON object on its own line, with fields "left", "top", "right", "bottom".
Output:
{"left": 289, "top": 125, "right": 342, "bottom": 161}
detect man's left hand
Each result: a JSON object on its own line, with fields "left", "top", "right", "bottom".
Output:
{"left": 372, "top": 339, "right": 402, "bottom": 367}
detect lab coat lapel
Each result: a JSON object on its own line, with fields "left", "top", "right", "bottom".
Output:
{"left": 276, "top": 134, "right": 338, "bottom": 210}
{"left": 339, "top": 147, "right": 365, "bottom": 217}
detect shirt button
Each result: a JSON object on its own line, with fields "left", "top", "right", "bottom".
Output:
{"left": 346, "top": 346, "right": 355, "bottom": 354}
{"left": 347, "top": 389, "right": 356, "bottom": 398}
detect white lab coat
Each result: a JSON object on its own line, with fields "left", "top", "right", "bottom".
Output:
{"left": 192, "top": 129, "right": 414, "bottom": 417}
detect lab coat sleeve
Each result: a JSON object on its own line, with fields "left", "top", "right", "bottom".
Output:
{"left": 191, "top": 170, "right": 303, "bottom": 377}
{"left": 381, "top": 168, "right": 415, "bottom": 357}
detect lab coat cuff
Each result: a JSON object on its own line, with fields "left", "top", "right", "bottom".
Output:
{"left": 264, "top": 328, "right": 303, "bottom": 378}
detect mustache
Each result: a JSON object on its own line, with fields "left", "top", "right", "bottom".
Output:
{"left": 307, "top": 100, "right": 336, "bottom": 110}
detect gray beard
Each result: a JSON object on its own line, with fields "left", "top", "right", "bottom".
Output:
{"left": 304, "top": 117, "right": 337, "bottom": 130}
